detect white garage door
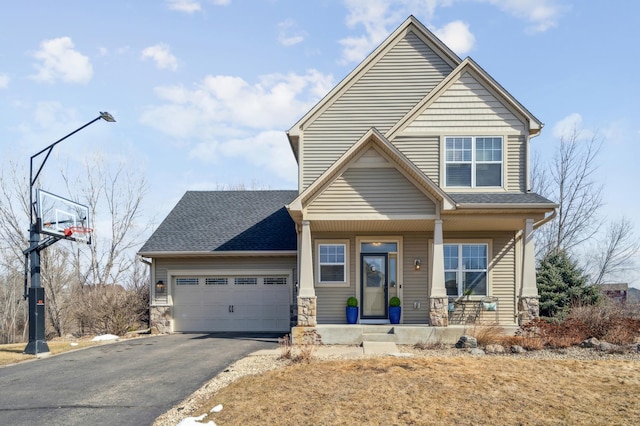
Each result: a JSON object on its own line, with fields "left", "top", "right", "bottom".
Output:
{"left": 172, "top": 275, "right": 290, "bottom": 332}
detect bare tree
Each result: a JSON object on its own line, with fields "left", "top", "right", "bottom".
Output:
{"left": 534, "top": 128, "right": 604, "bottom": 257}
{"left": 0, "top": 162, "right": 30, "bottom": 343}
{"left": 64, "top": 155, "right": 149, "bottom": 287}
{"left": 587, "top": 217, "right": 639, "bottom": 285}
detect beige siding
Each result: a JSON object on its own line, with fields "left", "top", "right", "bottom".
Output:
{"left": 507, "top": 134, "right": 526, "bottom": 192}
{"left": 154, "top": 256, "right": 296, "bottom": 301}
{"left": 302, "top": 31, "right": 453, "bottom": 188}
{"left": 444, "top": 231, "right": 517, "bottom": 325}
{"left": 308, "top": 166, "right": 436, "bottom": 217}
{"left": 313, "top": 234, "right": 357, "bottom": 323}
{"left": 403, "top": 72, "right": 525, "bottom": 134}
{"left": 390, "top": 135, "right": 440, "bottom": 185}
{"left": 402, "top": 234, "right": 430, "bottom": 324}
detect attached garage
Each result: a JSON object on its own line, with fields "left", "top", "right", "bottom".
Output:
{"left": 139, "top": 191, "right": 299, "bottom": 334}
{"left": 172, "top": 272, "right": 292, "bottom": 332}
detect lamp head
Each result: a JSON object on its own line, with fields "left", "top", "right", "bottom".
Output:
{"left": 99, "top": 111, "right": 116, "bottom": 122}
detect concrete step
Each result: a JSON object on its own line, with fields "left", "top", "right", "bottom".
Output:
{"left": 362, "top": 341, "right": 400, "bottom": 355}
{"left": 361, "top": 325, "right": 395, "bottom": 334}
{"left": 361, "top": 332, "right": 397, "bottom": 343}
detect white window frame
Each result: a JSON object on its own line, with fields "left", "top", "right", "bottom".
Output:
{"left": 444, "top": 136, "right": 503, "bottom": 188}
{"left": 444, "top": 242, "right": 490, "bottom": 297}
{"left": 315, "top": 240, "right": 349, "bottom": 287}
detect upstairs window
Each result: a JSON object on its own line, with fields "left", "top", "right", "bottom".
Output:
{"left": 445, "top": 137, "right": 502, "bottom": 187}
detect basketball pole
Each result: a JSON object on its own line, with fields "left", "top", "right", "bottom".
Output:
{"left": 23, "top": 112, "right": 116, "bottom": 356}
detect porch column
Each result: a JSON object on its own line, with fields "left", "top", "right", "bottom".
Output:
{"left": 297, "top": 220, "right": 317, "bottom": 326}
{"left": 519, "top": 218, "right": 539, "bottom": 323}
{"left": 429, "top": 219, "right": 448, "bottom": 326}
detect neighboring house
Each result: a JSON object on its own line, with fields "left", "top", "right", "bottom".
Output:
{"left": 139, "top": 16, "right": 557, "bottom": 337}
{"left": 600, "top": 283, "right": 628, "bottom": 305}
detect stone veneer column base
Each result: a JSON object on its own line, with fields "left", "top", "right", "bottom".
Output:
{"left": 297, "top": 296, "right": 317, "bottom": 327}
{"left": 429, "top": 297, "right": 448, "bottom": 327}
{"left": 150, "top": 306, "right": 172, "bottom": 334}
{"left": 518, "top": 297, "right": 540, "bottom": 325}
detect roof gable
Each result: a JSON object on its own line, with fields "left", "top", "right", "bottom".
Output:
{"left": 139, "top": 191, "right": 298, "bottom": 254}
{"left": 287, "top": 128, "right": 455, "bottom": 216}
{"left": 387, "top": 58, "right": 543, "bottom": 138}
{"left": 287, "top": 15, "right": 461, "bottom": 160}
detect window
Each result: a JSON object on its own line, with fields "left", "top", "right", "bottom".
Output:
{"left": 264, "top": 277, "right": 287, "bottom": 285}
{"left": 235, "top": 277, "right": 257, "bottom": 285}
{"left": 318, "top": 243, "right": 346, "bottom": 283}
{"left": 445, "top": 137, "right": 502, "bottom": 187}
{"left": 205, "top": 278, "right": 228, "bottom": 285}
{"left": 444, "top": 244, "right": 488, "bottom": 296}
{"left": 176, "top": 277, "right": 199, "bottom": 286}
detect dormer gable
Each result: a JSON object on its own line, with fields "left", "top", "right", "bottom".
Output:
{"left": 287, "top": 128, "right": 455, "bottom": 223}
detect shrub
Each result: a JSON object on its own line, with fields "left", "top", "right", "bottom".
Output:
{"left": 389, "top": 297, "right": 401, "bottom": 307}
{"left": 468, "top": 324, "right": 506, "bottom": 347}
{"left": 537, "top": 250, "right": 600, "bottom": 318}
{"left": 347, "top": 297, "right": 358, "bottom": 307}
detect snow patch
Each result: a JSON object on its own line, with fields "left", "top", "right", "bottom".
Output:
{"left": 91, "top": 334, "right": 119, "bottom": 342}
{"left": 176, "top": 413, "right": 216, "bottom": 426}
{"left": 210, "top": 404, "right": 223, "bottom": 413}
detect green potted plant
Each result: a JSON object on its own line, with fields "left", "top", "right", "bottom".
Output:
{"left": 346, "top": 296, "right": 358, "bottom": 324}
{"left": 389, "top": 296, "right": 401, "bottom": 324}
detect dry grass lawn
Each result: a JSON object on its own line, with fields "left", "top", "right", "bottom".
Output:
{"left": 197, "top": 357, "right": 640, "bottom": 425}
{"left": 0, "top": 340, "right": 99, "bottom": 366}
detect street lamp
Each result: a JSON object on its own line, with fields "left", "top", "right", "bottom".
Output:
{"left": 23, "top": 112, "right": 116, "bottom": 355}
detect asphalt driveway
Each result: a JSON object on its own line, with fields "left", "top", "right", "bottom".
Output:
{"left": 0, "top": 333, "right": 281, "bottom": 425}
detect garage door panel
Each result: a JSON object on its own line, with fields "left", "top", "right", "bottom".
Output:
{"left": 172, "top": 275, "right": 290, "bottom": 332}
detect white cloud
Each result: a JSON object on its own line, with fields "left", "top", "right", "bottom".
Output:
{"left": 339, "top": 0, "right": 405, "bottom": 64}
{"left": 166, "top": 0, "right": 229, "bottom": 13}
{"left": 480, "top": 0, "right": 567, "bottom": 33}
{"left": 552, "top": 113, "right": 584, "bottom": 139}
{"left": 0, "top": 73, "right": 9, "bottom": 89}
{"left": 433, "top": 21, "right": 475, "bottom": 55}
{"left": 141, "top": 43, "right": 179, "bottom": 71}
{"left": 31, "top": 37, "right": 93, "bottom": 84}
{"left": 192, "top": 130, "right": 298, "bottom": 183}
{"left": 166, "top": 0, "right": 201, "bottom": 13}
{"left": 141, "top": 70, "right": 333, "bottom": 179}
{"left": 277, "top": 19, "right": 305, "bottom": 46}
{"left": 339, "top": 0, "right": 564, "bottom": 63}
{"left": 142, "top": 70, "right": 334, "bottom": 134}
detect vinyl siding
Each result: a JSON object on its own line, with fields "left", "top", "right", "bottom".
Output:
{"left": 308, "top": 166, "right": 436, "bottom": 217}
{"left": 403, "top": 72, "right": 525, "bottom": 134}
{"left": 302, "top": 31, "right": 453, "bottom": 189}
{"left": 507, "top": 134, "right": 526, "bottom": 192}
{"left": 402, "top": 234, "right": 430, "bottom": 324}
{"left": 444, "top": 231, "right": 517, "bottom": 326}
{"left": 313, "top": 234, "right": 357, "bottom": 323}
{"left": 390, "top": 135, "right": 440, "bottom": 185}
{"left": 154, "top": 256, "right": 296, "bottom": 303}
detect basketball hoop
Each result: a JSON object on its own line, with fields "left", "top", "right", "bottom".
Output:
{"left": 64, "top": 226, "right": 93, "bottom": 238}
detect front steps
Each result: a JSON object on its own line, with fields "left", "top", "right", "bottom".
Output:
{"left": 292, "top": 324, "right": 518, "bottom": 345}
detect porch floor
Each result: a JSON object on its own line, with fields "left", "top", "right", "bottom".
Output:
{"left": 292, "top": 324, "right": 518, "bottom": 346}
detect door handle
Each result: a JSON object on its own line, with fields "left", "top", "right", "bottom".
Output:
{"left": 229, "top": 305, "right": 234, "bottom": 313}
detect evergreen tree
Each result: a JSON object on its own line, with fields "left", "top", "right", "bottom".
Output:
{"left": 537, "top": 249, "right": 600, "bottom": 318}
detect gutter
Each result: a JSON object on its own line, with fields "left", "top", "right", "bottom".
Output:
{"left": 454, "top": 203, "right": 558, "bottom": 210}
{"left": 137, "top": 250, "right": 298, "bottom": 258}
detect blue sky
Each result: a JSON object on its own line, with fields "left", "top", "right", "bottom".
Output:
{"left": 1, "top": 1, "right": 638, "bottom": 283}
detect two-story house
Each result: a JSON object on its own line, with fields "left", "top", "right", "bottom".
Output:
{"left": 139, "top": 16, "right": 556, "bottom": 342}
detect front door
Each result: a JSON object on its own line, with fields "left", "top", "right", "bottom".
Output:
{"left": 361, "top": 253, "right": 388, "bottom": 318}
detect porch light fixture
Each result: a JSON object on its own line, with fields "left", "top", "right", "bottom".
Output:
{"left": 414, "top": 259, "right": 421, "bottom": 270}
{"left": 155, "top": 280, "right": 166, "bottom": 294}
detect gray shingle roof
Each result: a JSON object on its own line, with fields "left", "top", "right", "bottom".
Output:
{"left": 448, "top": 192, "right": 556, "bottom": 206}
{"left": 139, "top": 190, "right": 298, "bottom": 253}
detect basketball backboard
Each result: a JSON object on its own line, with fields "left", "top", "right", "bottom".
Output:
{"left": 36, "top": 189, "right": 92, "bottom": 243}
